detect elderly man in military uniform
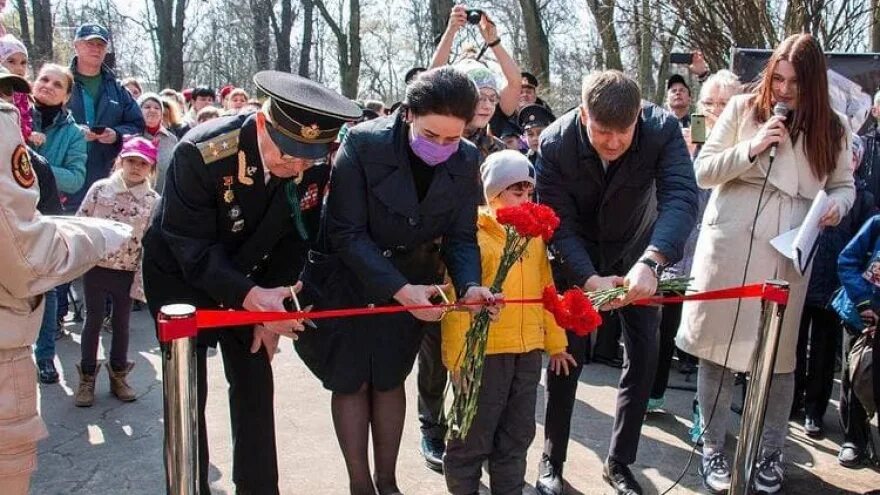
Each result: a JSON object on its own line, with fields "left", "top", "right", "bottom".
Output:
{"left": 0, "top": 67, "right": 130, "bottom": 495}
{"left": 142, "top": 70, "right": 360, "bottom": 495}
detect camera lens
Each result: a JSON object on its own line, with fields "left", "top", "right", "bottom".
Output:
{"left": 466, "top": 10, "right": 482, "bottom": 24}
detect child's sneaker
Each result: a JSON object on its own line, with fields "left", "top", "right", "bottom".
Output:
{"left": 698, "top": 451, "right": 731, "bottom": 493}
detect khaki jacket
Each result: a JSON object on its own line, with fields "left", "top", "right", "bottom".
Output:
{"left": 677, "top": 94, "right": 855, "bottom": 373}
{"left": 0, "top": 102, "right": 111, "bottom": 349}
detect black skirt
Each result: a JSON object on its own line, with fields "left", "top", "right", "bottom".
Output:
{"left": 295, "top": 243, "right": 443, "bottom": 394}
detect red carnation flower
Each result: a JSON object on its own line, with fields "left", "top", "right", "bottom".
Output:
{"left": 542, "top": 285, "right": 602, "bottom": 336}
{"left": 497, "top": 203, "right": 560, "bottom": 241}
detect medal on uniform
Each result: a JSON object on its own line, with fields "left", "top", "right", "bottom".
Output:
{"left": 237, "top": 151, "right": 254, "bottom": 186}
{"left": 222, "top": 176, "right": 235, "bottom": 203}
{"left": 228, "top": 205, "right": 242, "bottom": 220}
{"left": 231, "top": 219, "right": 245, "bottom": 232}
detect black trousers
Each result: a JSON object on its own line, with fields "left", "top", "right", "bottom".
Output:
{"left": 543, "top": 305, "right": 660, "bottom": 465}
{"left": 839, "top": 329, "right": 875, "bottom": 450}
{"left": 794, "top": 305, "right": 840, "bottom": 420}
{"left": 592, "top": 311, "right": 622, "bottom": 361}
{"left": 651, "top": 302, "right": 682, "bottom": 399}
{"left": 417, "top": 322, "right": 448, "bottom": 440}
{"left": 444, "top": 351, "right": 541, "bottom": 495}
{"left": 195, "top": 328, "right": 279, "bottom": 495}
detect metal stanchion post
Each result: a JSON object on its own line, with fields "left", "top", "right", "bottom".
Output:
{"left": 158, "top": 304, "right": 200, "bottom": 495}
{"left": 730, "top": 280, "right": 790, "bottom": 495}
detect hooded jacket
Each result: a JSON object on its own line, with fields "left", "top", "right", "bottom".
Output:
{"left": 441, "top": 207, "right": 567, "bottom": 370}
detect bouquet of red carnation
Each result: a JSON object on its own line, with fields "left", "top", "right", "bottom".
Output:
{"left": 447, "top": 203, "right": 560, "bottom": 440}
{"left": 542, "top": 286, "right": 603, "bottom": 336}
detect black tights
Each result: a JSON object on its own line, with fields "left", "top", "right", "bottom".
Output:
{"left": 332, "top": 383, "right": 406, "bottom": 495}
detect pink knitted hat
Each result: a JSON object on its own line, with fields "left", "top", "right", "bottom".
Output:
{"left": 119, "top": 136, "right": 158, "bottom": 166}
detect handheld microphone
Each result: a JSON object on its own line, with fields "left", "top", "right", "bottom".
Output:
{"left": 768, "top": 102, "right": 789, "bottom": 162}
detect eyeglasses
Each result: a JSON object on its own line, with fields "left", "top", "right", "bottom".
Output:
{"left": 478, "top": 94, "right": 499, "bottom": 105}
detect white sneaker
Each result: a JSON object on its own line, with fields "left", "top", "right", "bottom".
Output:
{"left": 753, "top": 450, "right": 784, "bottom": 494}
{"left": 698, "top": 451, "right": 731, "bottom": 493}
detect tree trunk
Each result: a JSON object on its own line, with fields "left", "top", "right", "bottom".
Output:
{"left": 15, "top": 0, "right": 32, "bottom": 55}
{"left": 251, "top": 0, "right": 272, "bottom": 71}
{"left": 314, "top": 0, "right": 360, "bottom": 98}
{"left": 430, "top": 0, "right": 453, "bottom": 46}
{"left": 518, "top": 0, "right": 550, "bottom": 86}
{"left": 299, "top": 0, "right": 314, "bottom": 77}
{"left": 872, "top": 0, "right": 880, "bottom": 51}
{"left": 636, "top": 0, "right": 654, "bottom": 99}
{"left": 272, "top": 0, "right": 294, "bottom": 72}
{"left": 342, "top": 0, "right": 360, "bottom": 97}
{"left": 153, "top": 0, "right": 186, "bottom": 90}
{"left": 586, "top": 0, "right": 622, "bottom": 70}
{"left": 29, "top": 0, "right": 52, "bottom": 69}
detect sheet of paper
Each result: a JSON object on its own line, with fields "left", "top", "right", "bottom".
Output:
{"left": 770, "top": 227, "right": 798, "bottom": 260}
{"left": 792, "top": 190, "right": 828, "bottom": 275}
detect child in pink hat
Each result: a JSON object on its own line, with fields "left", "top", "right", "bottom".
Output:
{"left": 73, "top": 136, "right": 161, "bottom": 407}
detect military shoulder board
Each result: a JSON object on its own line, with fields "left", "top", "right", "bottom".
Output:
{"left": 198, "top": 129, "right": 241, "bottom": 165}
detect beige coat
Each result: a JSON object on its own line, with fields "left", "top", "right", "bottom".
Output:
{"left": 676, "top": 94, "right": 855, "bottom": 373}
{"left": 0, "top": 101, "right": 118, "bottom": 350}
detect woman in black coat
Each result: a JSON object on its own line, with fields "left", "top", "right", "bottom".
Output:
{"left": 296, "top": 67, "right": 497, "bottom": 495}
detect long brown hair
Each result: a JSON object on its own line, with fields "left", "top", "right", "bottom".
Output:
{"left": 751, "top": 34, "right": 844, "bottom": 180}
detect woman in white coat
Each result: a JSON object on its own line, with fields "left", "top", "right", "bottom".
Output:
{"left": 676, "top": 33, "right": 854, "bottom": 494}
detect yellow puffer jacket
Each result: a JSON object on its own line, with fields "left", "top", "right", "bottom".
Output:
{"left": 441, "top": 207, "right": 567, "bottom": 371}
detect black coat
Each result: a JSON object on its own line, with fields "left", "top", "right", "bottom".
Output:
{"left": 142, "top": 113, "right": 326, "bottom": 345}
{"left": 536, "top": 104, "right": 698, "bottom": 287}
{"left": 295, "top": 113, "right": 482, "bottom": 392}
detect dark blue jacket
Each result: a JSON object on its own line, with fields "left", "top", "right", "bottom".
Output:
{"left": 839, "top": 214, "right": 880, "bottom": 312}
{"left": 807, "top": 180, "right": 876, "bottom": 307}
{"left": 536, "top": 104, "right": 698, "bottom": 286}
{"left": 65, "top": 58, "right": 144, "bottom": 210}
{"left": 322, "top": 113, "right": 482, "bottom": 303}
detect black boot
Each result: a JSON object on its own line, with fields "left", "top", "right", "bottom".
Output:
{"left": 536, "top": 454, "right": 564, "bottom": 495}
{"left": 603, "top": 459, "right": 643, "bottom": 495}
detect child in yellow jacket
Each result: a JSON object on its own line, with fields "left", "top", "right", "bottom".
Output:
{"left": 442, "top": 150, "right": 575, "bottom": 495}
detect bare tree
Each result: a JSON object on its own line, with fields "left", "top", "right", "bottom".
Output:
{"left": 586, "top": 0, "right": 622, "bottom": 70}
{"left": 299, "top": 0, "right": 314, "bottom": 76}
{"left": 430, "top": 0, "right": 453, "bottom": 46}
{"left": 271, "top": 0, "right": 298, "bottom": 72}
{"left": 313, "top": 0, "right": 361, "bottom": 97}
{"left": 151, "top": 0, "right": 187, "bottom": 89}
{"left": 251, "top": 0, "right": 273, "bottom": 70}
{"left": 518, "top": 0, "right": 550, "bottom": 84}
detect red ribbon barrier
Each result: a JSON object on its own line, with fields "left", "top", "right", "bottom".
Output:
{"left": 189, "top": 282, "right": 789, "bottom": 331}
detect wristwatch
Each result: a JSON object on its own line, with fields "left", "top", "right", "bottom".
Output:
{"left": 638, "top": 257, "right": 666, "bottom": 279}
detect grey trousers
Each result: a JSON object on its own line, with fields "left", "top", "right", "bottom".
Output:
{"left": 698, "top": 359, "right": 794, "bottom": 456}
{"left": 444, "top": 351, "right": 542, "bottom": 495}
{"left": 418, "top": 322, "right": 448, "bottom": 440}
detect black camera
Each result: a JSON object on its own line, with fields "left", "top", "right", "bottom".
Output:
{"left": 466, "top": 9, "right": 484, "bottom": 24}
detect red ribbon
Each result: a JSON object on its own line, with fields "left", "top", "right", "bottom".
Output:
{"left": 184, "top": 282, "right": 789, "bottom": 332}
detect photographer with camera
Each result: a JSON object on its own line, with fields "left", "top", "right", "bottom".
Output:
{"left": 430, "top": 5, "right": 521, "bottom": 161}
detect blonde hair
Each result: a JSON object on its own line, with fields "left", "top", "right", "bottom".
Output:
{"left": 161, "top": 96, "right": 183, "bottom": 127}
{"left": 698, "top": 70, "right": 742, "bottom": 110}
{"left": 197, "top": 106, "right": 220, "bottom": 123}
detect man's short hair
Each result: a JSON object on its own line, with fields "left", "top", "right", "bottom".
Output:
{"left": 874, "top": 89, "right": 880, "bottom": 107}
{"left": 581, "top": 70, "right": 641, "bottom": 130}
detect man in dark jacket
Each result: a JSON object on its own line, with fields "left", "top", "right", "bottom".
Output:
{"left": 65, "top": 24, "right": 144, "bottom": 212}
{"left": 535, "top": 70, "right": 698, "bottom": 495}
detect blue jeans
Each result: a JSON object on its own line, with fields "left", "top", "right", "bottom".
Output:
{"left": 34, "top": 289, "right": 58, "bottom": 362}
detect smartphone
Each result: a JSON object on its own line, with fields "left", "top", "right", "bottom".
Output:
{"left": 90, "top": 126, "right": 106, "bottom": 134}
{"left": 690, "top": 114, "right": 706, "bottom": 144}
{"left": 669, "top": 52, "right": 693, "bottom": 65}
